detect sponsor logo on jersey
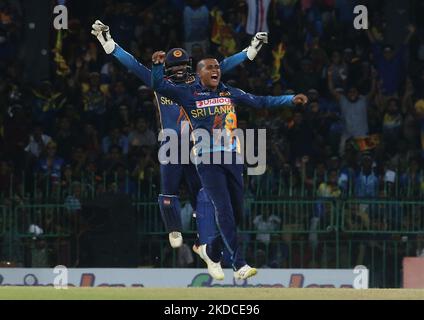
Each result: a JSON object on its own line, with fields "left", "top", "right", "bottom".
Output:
{"left": 194, "top": 91, "right": 210, "bottom": 96}
{"left": 196, "top": 97, "right": 232, "bottom": 108}
{"left": 219, "top": 91, "right": 231, "bottom": 97}
{"left": 160, "top": 96, "right": 176, "bottom": 105}
{"left": 186, "top": 75, "right": 196, "bottom": 84}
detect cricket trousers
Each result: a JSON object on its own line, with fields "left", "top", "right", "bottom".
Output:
{"left": 160, "top": 163, "right": 202, "bottom": 211}
{"left": 195, "top": 151, "right": 246, "bottom": 270}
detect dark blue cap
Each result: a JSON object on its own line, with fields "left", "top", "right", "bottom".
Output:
{"left": 165, "top": 48, "right": 190, "bottom": 68}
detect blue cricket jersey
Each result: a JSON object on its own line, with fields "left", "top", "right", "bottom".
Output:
{"left": 111, "top": 45, "right": 248, "bottom": 136}
{"left": 151, "top": 64, "right": 296, "bottom": 154}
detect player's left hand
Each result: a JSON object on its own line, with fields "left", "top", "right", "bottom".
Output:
{"left": 292, "top": 94, "right": 308, "bottom": 105}
{"left": 245, "top": 32, "right": 268, "bottom": 61}
{"left": 152, "top": 51, "right": 166, "bottom": 64}
{"left": 91, "top": 20, "right": 116, "bottom": 54}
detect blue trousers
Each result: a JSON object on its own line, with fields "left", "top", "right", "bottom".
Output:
{"left": 195, "top": 152, "right": 246, "bottom": 270}
{"left": 160, "top": 163, "right": 219, "bottom": 245}
{"left": 160, "top": 163, "right": 201, "bottom": 210}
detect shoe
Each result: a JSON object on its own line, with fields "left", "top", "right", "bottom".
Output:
{"left": 234, "top": 265, "right": 257, "bottom": 280}
{"left": 199, "top": 244, "right": 224, "bottom": 281}
{"left": 169, "top": 232, "right": 183, "bottom": 248}
{"left": 192, "top": 244, "right": 203, "bottom": 259}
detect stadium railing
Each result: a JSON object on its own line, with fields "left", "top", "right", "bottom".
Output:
{"left": 341, "top": 199, "right": 424, "bottom": 233}
{"left": 2, "top": 169, "right": 423, "bottom": 202}
{"left": 1, "top": 171, "right": 424, "bottom": 288}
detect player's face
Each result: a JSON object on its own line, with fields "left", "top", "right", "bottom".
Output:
{"left": 198, "top": 59, "right": 221, "bottom": 89}
{"left": 169, "top": 64, "right": 189, "bottom": 80}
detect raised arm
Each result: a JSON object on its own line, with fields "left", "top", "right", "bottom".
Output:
{"left": 404, "top": 24, "right": 416, "bottom": 45}
{"left": 230, "top": 87, "right": 307, "bottom": 109}
{"left": 220, "top": 32, "right": 268, "bottom": 74}
{"left": 367, "top": 68, "right": 378, "bottom": 101}
{"left": 112, "top": 45, "right": 152, "bottom": 86}
{"left": 151, "top": 51, "right": 191, "bottom": 105}
{"left": 220, "top": 52, "right": 247, "bottom": 74}
{"left": 92, "top": 20, "right": 153, "bottom": 86}
{"left": 327, "top": 66, "right": 341, "bottom": 102}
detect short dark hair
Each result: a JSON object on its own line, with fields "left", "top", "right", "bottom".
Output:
{"left": 197, "top": 56, "right": 218, "bottom": 72}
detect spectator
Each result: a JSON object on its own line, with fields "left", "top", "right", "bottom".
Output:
{"left": 55, "top": 117, "right": 76, "bottom": 161}
{"left": 183, "top": 0, "right": 210, "bottom": 55}
{"left": 102, "top": 144, "right": 126, "bottom": 173}
{"left": 310, "top": 169, "right": 341, "bottom": 248}
{"left": 292, "top": 58, "right": 322, "bottom": 93}
{"left": 128, "top": 117, "right": 157, "bottom": 151}
{"left": 82, "top": 72, "right": 108, "bottom": 134}
{"left": 355, "top": 154, "right": 379, "bottom": 198}
{"left": 252, "top": 206, "right": 281, "bottom": 249}
{"left": 328, "top": 50, "right": 348, "bottom": 89}
{"left": 36, "top": 141, "right": 65, "bottom": 182}
{"left": 102, "top": 127, "right": 129, "bottom": 155}
{"left": 64, "top": 181, "right": 82, "bottom": 214}
{"left": 78, "top": 123, "right": 101, "bottom": 161}
{"left": 25, "top": 124, "right": 52, "bottom": 159}
{"left": 328, "top": 65, "right": 377, "bottom": 155}
{"left": 32, "top": 81, "right": 66, "bottom": 135}
{"left": 287, "top": 111, "right": 315, "bottom": 162}
{"left": 367, "top": 25, "right": 415, "bottom": 96}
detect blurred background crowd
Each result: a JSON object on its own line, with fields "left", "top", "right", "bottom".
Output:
{"left": 1, "top": 0, "right": 423, "bottom": 201}
{"left": 0, "top": 0, "right": 423, "bottom": 284}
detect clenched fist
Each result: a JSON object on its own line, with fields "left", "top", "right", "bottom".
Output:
{"left": 292, "top": 94, "right": 308, "bottom": 105}
{"left": 152, "top": 51, "right": 166, "bottom": 65}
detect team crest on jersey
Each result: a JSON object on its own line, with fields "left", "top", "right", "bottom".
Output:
{"left": 185, "top": 75, "right": 196, "bottom": 84}
{"left": 173, "top": 50, "right": 183, "bottom": 58}
{"left": 219, "top": 91, "right": 231, "bottom": 97}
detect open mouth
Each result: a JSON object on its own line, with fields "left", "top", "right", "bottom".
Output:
{"left": 211, "top": 74, "right": 219, "bottom": 81}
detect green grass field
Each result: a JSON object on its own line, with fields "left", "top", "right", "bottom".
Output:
{"left": 0, "top": 287, "right": 423, "bottom": 300}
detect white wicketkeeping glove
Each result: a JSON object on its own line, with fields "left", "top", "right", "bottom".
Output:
{"left": 244, "top": 32, "right": 268, "bottom": 61}
{"left": 91, "top": 20, "right": 116, "bottom": 54}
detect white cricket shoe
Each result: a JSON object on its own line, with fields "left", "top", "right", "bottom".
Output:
{"left": 169, "top": 232, "right": 183, "bottom": 248}
{"left": 199, "top": 244, "right": 224, "bottom": 281}
{"left": 192, "top": 244, "right": 203, "bottom": 259}
{"left": 234, "top": 264, "right": 258, "bottom": 280}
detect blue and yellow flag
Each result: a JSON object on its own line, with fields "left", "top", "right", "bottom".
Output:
{"left": 211, "top": 8, "right": 236, "bottom": 57}
{"left": 272, "top": 42, "right": 286, "bottom": 83}
{"left": 53, "top": 29, "right": 70, "bottom": 76}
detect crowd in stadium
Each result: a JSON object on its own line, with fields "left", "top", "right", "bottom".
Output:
{"left": 1, "top": 0, "right": 423, "bottom": 202}
{"left": 0, "top": 0, "right": 424, "bottom": 275}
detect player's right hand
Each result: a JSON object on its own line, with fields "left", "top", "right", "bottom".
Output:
{"left": 292, "top": 94, "right": 308, "bottom": 105}
{"left": 245, "top": 32, "right": 268, "bottom": 61}
{"left": 152, "top": 51, "right": 166, "bottom": 64}
{"left": 91, "top": 20, "right": 116, "bottom": 54}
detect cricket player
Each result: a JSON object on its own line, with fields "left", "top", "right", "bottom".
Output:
{"left": 91, "top": 21, "right": 268, "bottom": 251}
{"left": 151, "top": 51, "right": 308, "bottom": 280}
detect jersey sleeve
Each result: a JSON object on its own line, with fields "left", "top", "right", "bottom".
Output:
{"left": 230, "top": 87, "right": 295, "bottom": 109}
{"left": 220, "top": 51, "right": 248, "bottom": 74}
{"left": 151, "top": 64, "right": 191, "bottom": 106}
{"left": 112, "top": 44, "right": 152, "bottom": 86}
